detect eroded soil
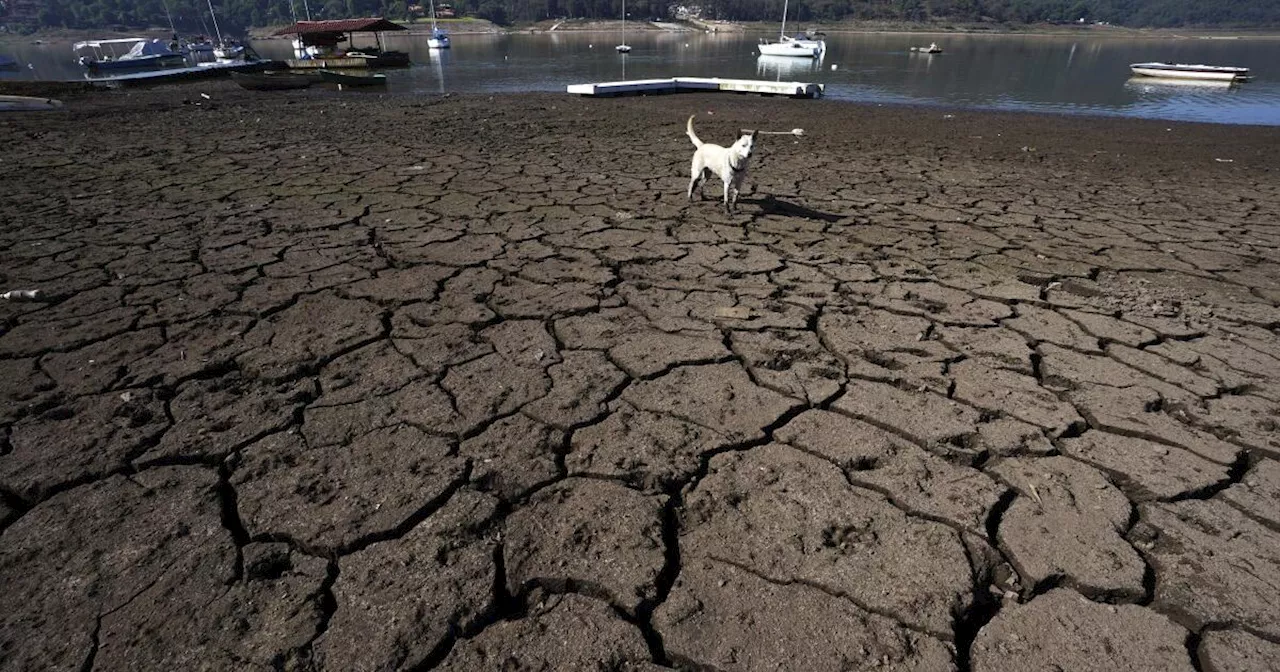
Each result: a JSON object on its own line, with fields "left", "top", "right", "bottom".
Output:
{"left": 2, "top": 86, "right": 1280, "bottom": 670}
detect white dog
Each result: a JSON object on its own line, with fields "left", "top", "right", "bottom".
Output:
{"left": 686, "top": 115, "right": 757, "bottom": 213}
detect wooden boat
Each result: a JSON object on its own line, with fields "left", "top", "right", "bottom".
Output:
{"left": 1129, "top": 62, "right": 1249, "bottom": 81}
{"left": 317, "top": 69, "right": 387, "bottom": 86}
{"left": 231, "top": 71, "right": 316, "bottom": 91}
{"left": 0, "top": 95, "right": 63, "bottom": 111}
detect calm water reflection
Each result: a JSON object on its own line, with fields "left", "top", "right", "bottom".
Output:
{"left": 5, "top": 32, "right": 1278, "bottom": 125}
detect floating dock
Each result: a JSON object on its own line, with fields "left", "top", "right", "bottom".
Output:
{"left": 567, "top": 77, "right": 824, "bottom": 99}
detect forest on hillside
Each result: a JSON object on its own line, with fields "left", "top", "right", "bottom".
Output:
{"left": 3, "top": 0, "right": 1278, "bottom": 33}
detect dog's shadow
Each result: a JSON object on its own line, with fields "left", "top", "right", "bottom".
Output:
{"left": 740, "top": 196, "right": 844, "bottom": 223}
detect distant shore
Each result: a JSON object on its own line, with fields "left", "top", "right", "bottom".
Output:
{"left": 5, "top": 19, "right": 1279, "bottom": 44}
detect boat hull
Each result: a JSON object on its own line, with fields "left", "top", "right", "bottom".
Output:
{"left": 84, "top": 53, "right": 187, "bottom": 71}
{"left": 758, "top": 42, "right": 820, "bottom": 58}
{"left": 0, "top": 95, "right": 63, "bottom": 111}
{"left": 231, "top": 71, "right": 316, "bottom": 91}
{"left": 317, "top": 69, "right": 387, "bottom": 86}
{"left": 1129, "top": 63, "right": 1249, "bottom": 81}
{"left": 428, "top": 38, "right": 450, "bottom": 49}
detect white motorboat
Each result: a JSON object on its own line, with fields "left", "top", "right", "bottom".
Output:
{"left": 757, "top": 0, "right": 824, "bottom": 58}
{"left": 427, "top": 0, "right": 450, "bottom": 48}
{"left": 74, "top": 38, "right": 187, "bottom": 71}
{"left": 911, "top": 42, "right": 942, "bottom": 54}
{"left": 1129, "top": 62, "right": 1250, "bottom": 81}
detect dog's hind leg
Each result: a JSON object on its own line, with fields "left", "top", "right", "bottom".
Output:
{"left": 688, "top": 154, "right": 709, "bottom": 201}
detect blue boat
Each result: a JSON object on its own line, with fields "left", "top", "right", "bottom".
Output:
{"left": 74, "top": 38, "right": 187, "bottom": 72}
{"left": 0, "top": 54, "right": 18, "bottom": 69}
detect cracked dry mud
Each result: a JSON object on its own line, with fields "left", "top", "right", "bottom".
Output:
{"left": 2, "top": 86, "right": 1280, "bottom": 670}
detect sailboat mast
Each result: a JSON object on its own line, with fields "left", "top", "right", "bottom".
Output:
{"left": 161, "top": 0, "right": 176, "bottom": 34}
{"left": 780, "top": 0, "right": 788, "bottom": 38}
{"left": 621, "top": 0, "right": 626, "bottom": 44}
{"left": 206, "top": 0, "right": 224, "bottom": 44}
{"left": 430, "top": 0, "right": 438, "bottom": 31}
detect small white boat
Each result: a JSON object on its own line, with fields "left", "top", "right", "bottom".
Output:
{"left": 427, "top": 0, "right": 450, "bottom": 48}
{"left": 1129, "top": 62, "right": 1250, "bottom": 81}
{"left": 427, "top": 29, "right": 450, "bottom": 49}
{"left": 757, "top": 0, "right": 824, "bottom": 58}
{"left": 213, "top": 44, "right": 245, "bottom": 60}
{"left": 911, "top": 42, "right": 942, "bottom": 54}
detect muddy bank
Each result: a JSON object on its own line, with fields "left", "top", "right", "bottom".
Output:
{"left": 2, "top": 87, "right": 1280, "bottom": 671}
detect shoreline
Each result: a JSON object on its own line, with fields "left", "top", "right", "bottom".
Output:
{"left": 7, "top": 20, "right": 1280, "bottom": 44}
{"left": 1, "top": 80, "right": 1277, "bottom": 129}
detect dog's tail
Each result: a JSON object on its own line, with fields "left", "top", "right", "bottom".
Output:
{"left": 686, "top": 115, "right": 703, "bottom": 149}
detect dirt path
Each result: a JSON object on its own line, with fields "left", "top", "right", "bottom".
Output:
{"left": 2, "top": 86, "right": 1280, "bottom": 670}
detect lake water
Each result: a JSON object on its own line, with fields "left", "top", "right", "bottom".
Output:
{"left": 5, "top": 31, "right": 1279, "bottom": 125}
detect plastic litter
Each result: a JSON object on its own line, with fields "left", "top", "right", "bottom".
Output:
{"left": 2, "top": 289, "right": 43, "bottom": 301}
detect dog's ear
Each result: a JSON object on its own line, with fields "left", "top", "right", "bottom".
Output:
{"left": 740, "top": 129, "right": 758, "bottom": 138}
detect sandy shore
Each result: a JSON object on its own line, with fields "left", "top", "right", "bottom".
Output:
{"left": 2, "top": 86, "right": 1280, "bottom": 670}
